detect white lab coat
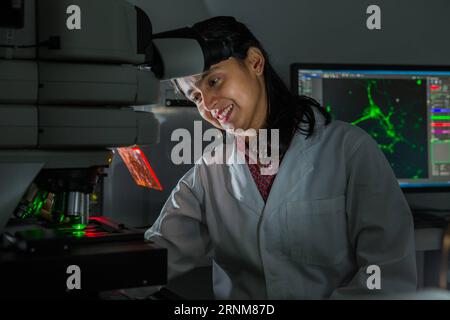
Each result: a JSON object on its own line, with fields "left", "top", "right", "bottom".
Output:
{"left": 145, "top": 114, "right": 417, "bottom": 299}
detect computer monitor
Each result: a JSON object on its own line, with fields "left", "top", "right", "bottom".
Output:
{"left": 291, "top": 63, "right": 450, "bottom": 189}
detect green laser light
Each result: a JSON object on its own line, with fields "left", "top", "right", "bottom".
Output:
{"left": 72, "top": 224, "right": 86, "bottom": 230}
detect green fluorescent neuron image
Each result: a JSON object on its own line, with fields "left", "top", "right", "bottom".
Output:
{"left": 324, "top": 78, "right": 428, "bottom": 180}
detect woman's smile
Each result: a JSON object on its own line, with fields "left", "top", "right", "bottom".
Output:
{"left": 212, "top": 104, "right": 235, "bottom": 123}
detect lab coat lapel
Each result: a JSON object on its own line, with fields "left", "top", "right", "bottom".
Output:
{"left": 263, "top": 132, "right": 317, "bottom": 214}
{"left": 225, "top": 136, "right": 265, "bottom": 214}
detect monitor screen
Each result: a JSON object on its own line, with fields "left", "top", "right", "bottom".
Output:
{"left": 291, "top": 64, "right": 450, "bottom": 189}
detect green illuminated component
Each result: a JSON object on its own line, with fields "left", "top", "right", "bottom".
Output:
{"left": 52, "top": 193, "right": 67, "bottom": 220}
{"left": 30, "top": 190, "right": 48, "bottom": 216}
{"left": 72, "top": 231, "right": 85, "bottom": 238}
{"left": 72, "top": 224, "right": 86, "bottom": 230}
{"left": 416, "top": 79, "right": 422, "bottom": 85}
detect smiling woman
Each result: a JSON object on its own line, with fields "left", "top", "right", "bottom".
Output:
{"left": 175, "top": 48, "right": 268, "bottom": 134}
{"left": 145, "top": 16, "right": 418, "bottom": 300}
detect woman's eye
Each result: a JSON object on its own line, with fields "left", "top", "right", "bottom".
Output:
{"left": 208, "top": 77, "right": 220, "bottom": 87}
{"left": 191, "top": 93, "right": 201, "bottom": 103}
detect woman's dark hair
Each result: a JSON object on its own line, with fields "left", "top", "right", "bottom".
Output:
{"left": 175, "top": 16, "right": 331, "bottom": 154}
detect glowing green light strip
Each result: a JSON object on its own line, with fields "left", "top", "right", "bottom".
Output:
{"left": 72, "top": 231, "right": 85, "bottom": 238}
{"left": 431, "top": 115, "right": 450, "bottom": 120}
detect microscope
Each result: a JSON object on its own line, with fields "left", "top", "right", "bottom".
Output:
{"left": 0, "top": 0, "right": 213, "bottom": 298}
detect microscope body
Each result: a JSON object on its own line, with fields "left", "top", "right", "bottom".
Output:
{"left": 0, "top": 0, "right": 208, "bottom": 297}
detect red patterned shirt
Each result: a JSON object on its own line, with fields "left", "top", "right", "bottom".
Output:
{"left": 245, "top": 151, "right": 283, "bottom": 203}
{"left": 247, "top": 162, "right": 277, "bottom": 202}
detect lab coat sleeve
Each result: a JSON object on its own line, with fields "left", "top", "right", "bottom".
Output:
{"left": 330, "top": 133, "right": 417, "bottom": 299}
{"left": 144, "top": 163, "right": 212, "bottom": 281}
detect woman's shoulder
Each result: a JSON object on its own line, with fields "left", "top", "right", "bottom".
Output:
{"left": 326, "top": 119, "right": 368, "bottom": 136}
{"left": 324, "top": 119, "right": 372, "bottom": 143}
{"left": 327, "top": 120, "right": 387, "bottom": 161}
{"left": 309, "top": 119, "right": 377, "bottom": 159}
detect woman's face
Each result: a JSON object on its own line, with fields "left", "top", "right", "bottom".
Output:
{"left": 176, "top": 47, "right": 267, "bottom": 135}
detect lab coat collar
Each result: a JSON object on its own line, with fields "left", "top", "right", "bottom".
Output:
{"left": 225, "top": 111, "right": 326, "bottom": 214}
